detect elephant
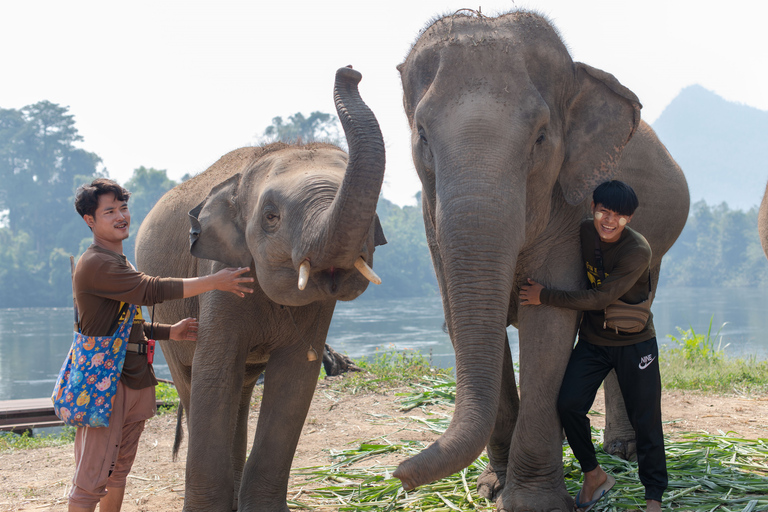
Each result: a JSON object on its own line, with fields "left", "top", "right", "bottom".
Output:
{"left": 759, "top": 183, "right": 768, "bottom": 258}
{"left": 392, "top": 10, "right": 689, "bottom": 511}
{"left": 134, "top": 66, "right": 386, "bottom": 511}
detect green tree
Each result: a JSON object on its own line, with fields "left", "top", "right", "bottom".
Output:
{"left": 0, "top": 101, "right": 103, "bottom": 306}
{"left": 0, "top": 101, "right": 102, "bottom": 255}
{"left": 364, "top": 193, "right": 439, "bottom": 299}
{"left": 260, "top": 111, "right": 343, "bottom": 147}
{"left": 660, "top": 200, "right": 768, "bottom": 287}
{"left": 122, "top": 167, "right": 178, "bottom": 260}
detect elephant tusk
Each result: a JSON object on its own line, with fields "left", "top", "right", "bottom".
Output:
{"left": 354, "top": 257, "right": 381, "bottom": 285}
{"left": 298, "top": 260, "right": 311, "bottom": 290}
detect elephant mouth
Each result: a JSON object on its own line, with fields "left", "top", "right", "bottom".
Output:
{"left": 312, "top": 267, "right": 362, "bottom": 299}
{"left": 297, "top": 257, "right": 380, "bottom": 291}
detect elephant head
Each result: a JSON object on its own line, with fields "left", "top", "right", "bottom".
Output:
{"left": 188, "top": 67, "right": 386, "bottom": 307}
{"left": 393, "top": 11, "right": 641, "bottom": 489}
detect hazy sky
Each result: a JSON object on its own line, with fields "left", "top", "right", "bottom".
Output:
{"left": 3, "top": 0, "right": 766, "bottom": 206}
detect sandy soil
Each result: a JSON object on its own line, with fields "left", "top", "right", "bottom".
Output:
{"left": 1, "top": 378, "right": 766, "bottom": 512}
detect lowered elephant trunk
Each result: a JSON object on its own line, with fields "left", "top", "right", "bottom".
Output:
{"left": 394, "top": 163, "right": 523, "bottom": 489}
{"left": 314, "top": 67, "right": 386, "bottom": 269}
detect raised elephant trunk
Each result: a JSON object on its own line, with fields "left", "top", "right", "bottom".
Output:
{"left": 314, "top": 66, "right": 385, "bottom": 269}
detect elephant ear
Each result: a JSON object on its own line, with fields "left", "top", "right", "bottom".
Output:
{"left": 559, "top": 63, "right": 642, "bottom": 205}
{"left": 373, "top": 214, "right": 387, "bottom": 247}
{"left": 188, "top": 174, "right": 252, "bottom": 267}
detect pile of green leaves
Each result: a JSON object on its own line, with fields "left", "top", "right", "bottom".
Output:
{"left": 292, "top": 374, "right": 768, "bottom": 511}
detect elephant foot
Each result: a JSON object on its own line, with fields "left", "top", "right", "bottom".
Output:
{"left": 603, "top": 437, "right": 637, "bottom": 462}
{"left": 237, "top": 501, "right": 289, "bottom": 512}
{"left": 497, "top": 485, "right": 573, "bottom": 512}
{"left": 477, "top": 462, "right": 506, "bottom": 500}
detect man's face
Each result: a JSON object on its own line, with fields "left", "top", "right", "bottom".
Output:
{"left": 592, "top": 202, "right": 631, "bottom": 243}
{"left": 84, "top": 193, "right": 131, "bottom": 245}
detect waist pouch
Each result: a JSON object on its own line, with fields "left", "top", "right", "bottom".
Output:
{"left": 51, "top": 304, "right": 137, "bottom": 427}
{"left": 603, "top": 291, "right": 653, "bottom": 334}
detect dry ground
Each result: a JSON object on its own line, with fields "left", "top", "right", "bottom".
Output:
{"left": 2, "top": 379, "right": 766, "bottom": 512}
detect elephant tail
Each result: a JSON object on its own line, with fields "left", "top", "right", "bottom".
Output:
{"left": 172, "top": 403, "right": 184, "bottom": 462}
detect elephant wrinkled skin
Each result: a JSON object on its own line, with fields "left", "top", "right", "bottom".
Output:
{"left": 393, "top": 11, "right": 688, "bottom": 511}
{"left": 135, "top": 67, "right": 385, "bottom": 512}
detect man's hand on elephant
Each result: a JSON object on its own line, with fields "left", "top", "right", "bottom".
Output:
{"left": 182, "top": 267, "right": 255, "bottom": 298}
{"left": 170, "top": 317, "right": 199, "bottom": 341}
{"left": 212, "top": 267, "right": 255, "bottom": 297}
{"left": 520, "top": 278, "right": 544, "bottom": 306}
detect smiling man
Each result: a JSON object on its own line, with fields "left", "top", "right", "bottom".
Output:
{"left": 520, "top": 180, "right": 667, "bottom": 512}
{"left": 69, "top": 178, "right": 254, "bottom": 512}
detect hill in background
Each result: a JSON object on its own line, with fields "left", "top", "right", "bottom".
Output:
{"left": 652, "top": 85, "right": 768, "bottom": 211}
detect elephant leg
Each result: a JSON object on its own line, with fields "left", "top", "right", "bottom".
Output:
{"left": 231, "top": 363, "right": 266, "bottom": 511}
{"left": 499, "top": 305, "right": 576, "bottom": 512}
{"left": 238, "top": 335, "right": 326, "bottom": 511}
{"left": 478, "top": 335, "right": 519, "bottom": 500}
{"left": 183, "top": 335, "right": 248, "bottom": 512}
{"left": 602, "top": 369, "right": 637, "bottom": 461}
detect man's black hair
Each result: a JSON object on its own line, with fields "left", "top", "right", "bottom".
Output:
{"left": 74, "top": 178, "right": 131, "bottom": 218}
{"left": 592, "top": 180, "right": 638, "bottom": 216}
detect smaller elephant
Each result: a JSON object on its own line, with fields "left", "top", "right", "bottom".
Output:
{"left": 136, "top": 66, "right": 385, "bottom": 512}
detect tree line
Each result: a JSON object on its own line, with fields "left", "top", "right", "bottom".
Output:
{"left": 0, "top": 101, "right": 764, "bottom": 308}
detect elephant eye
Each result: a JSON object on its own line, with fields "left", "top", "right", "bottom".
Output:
{"left": 535, "top": 133, "right": 546, "bottom": 145}
{"left": 418, "top": 127, "right": 428, "bottom": 145}
{"left": 262, "top": 204, "right": 280, "bottom": 232}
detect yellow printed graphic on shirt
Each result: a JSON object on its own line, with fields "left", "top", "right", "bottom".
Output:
{"left": 585, "top": 261, "right": 608, "bottom": 289}
{"left": 116, "top": 303, "right": 145, "bottom": 325}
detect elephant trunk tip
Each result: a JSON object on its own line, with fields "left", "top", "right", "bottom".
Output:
{"left": 392, "top": 466, "right": 419, "bottom": 491}
{"left": 336, "top": 66, "right": 362, "bottom": 84}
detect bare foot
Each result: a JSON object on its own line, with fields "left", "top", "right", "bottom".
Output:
{"left": 646, "top": 499, "right": 662, "bottom": 512}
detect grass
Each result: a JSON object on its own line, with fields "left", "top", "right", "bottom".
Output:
{"left": 327, "top": 346, "right": 453, "bottom": 394}
{"left": 155, "top": 381, "right": 180, "bottom": 413}
{"left": 0, "top": 427, "right": 76, "bottom": 451}
{"left": 661, "top": 318, "right": 768, "bottom": 394}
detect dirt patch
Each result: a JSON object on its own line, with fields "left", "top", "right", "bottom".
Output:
{"left": 2, "top": 380, "right": 766, "bottom": 511}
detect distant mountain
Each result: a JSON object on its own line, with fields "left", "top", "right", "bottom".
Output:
{"left": 651, "top": 85, "right": 768, "bottom": 211}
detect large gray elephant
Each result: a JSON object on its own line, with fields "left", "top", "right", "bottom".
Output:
{"left": 134, "top": 67, "right": 385, "bottom": 511}
{"left": 392, "top": 11, "right": 689, "bottom": 511}
{"left": 759, "top": 183, "right": 768, "bottom": 258}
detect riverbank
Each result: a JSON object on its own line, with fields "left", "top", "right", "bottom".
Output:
{"left": 1, "top": 374, "right": 767, "bottom": 512}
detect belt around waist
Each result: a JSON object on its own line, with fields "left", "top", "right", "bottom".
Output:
{"left": 126, "top": 342, "right": 149, "bottom": 355}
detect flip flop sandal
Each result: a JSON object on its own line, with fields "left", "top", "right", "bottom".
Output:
{"left": 574, "top": 474, "right": 616, "bottom": 512}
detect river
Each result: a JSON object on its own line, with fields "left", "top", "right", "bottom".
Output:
{"left": 1, "top": 287, "right": 767, "bottom": 401}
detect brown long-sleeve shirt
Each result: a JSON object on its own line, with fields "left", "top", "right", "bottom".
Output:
{"left": 540, "top": 221, "right": 655, "bottom": 346}
{"left": 73, "top": 244, "right": 184, "bottom": 389}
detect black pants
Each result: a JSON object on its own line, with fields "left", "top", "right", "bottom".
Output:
{"left": 557, "top": 337, "right": 668, "bottom": 502}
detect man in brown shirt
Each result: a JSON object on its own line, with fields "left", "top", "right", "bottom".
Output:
{"left": 521, "top": 181, "right": 666, "bottom": 512}
{"left": 69, "top": 178, "right": 254, "bottom": 512}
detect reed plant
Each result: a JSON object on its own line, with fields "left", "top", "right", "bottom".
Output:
{"left": 661, "top": 318, "right": 768, "bottom": 394}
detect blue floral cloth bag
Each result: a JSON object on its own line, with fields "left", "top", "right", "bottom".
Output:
{"left": 52, "top": 304, "right": 137, "bottom": 427}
